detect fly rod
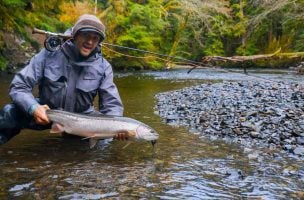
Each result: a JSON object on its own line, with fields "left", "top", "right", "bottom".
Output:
{"left": 32, "top": 27, "right": 204, "bottom": 72}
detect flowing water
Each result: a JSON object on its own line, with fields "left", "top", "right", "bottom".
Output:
{"left": 0, "top": 69, "right": 303, "bottom": 199}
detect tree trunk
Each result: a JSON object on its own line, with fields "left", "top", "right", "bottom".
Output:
{"left": 199, "top": 49, "right": 304, "bottom": 70}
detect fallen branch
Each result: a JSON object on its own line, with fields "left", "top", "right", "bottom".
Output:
{"left": 202, "top": 48, "right": 282, "bottom": 63}
{"left": 188, "top": 49, "right": 304, "bottom": 73}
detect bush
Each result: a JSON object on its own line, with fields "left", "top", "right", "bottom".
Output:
{"left": 0, "top": 56, "right": 8, "bottom": 71}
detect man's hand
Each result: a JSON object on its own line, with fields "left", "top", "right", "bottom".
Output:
{"left": 33, "top": 104, "right": 50, "bottom": 125}
{"left": 113, "top": 131, "right": 129, "bottom": 141}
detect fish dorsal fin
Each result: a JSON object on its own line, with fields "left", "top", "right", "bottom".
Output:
{"left": 89, "top": 138, "right": 99, "bottom": 149}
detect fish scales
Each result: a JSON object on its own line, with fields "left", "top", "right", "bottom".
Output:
{"left": 46, "top": 109, "right": 159, "bottom": 148}
{"left": 71, "top": 117, "right": 137, "bottom": 134}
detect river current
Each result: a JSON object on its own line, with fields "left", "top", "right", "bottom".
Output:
{"left": 0, "top": 68, "right": 303, "bottom": 199}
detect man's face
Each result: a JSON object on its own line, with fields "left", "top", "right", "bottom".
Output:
{"left": 74, "top": 31, "right": 100, "bottom": 57}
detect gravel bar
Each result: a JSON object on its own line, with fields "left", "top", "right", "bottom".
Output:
{"left": 155, "top": 80, "right": 304, "bottom": 156}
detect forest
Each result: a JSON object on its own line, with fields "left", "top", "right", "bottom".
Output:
{"left": 1, "top": 0, "right": 304, "bottom": 70}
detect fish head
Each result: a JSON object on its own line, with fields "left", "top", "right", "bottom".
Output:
{"left": 135, "top": 125, "right": 159, "bottom": 141}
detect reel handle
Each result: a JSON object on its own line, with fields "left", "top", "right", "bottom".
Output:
{"left": 32, "top": 28, "right": 72, "bottom": 52}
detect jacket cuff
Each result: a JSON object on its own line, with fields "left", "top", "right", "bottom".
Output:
{"left": 28, "top": 104, "right": 39, "bottom": 115}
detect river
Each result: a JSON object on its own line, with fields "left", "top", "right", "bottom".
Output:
{"left": 0, "top": 68, "right": 303, "bottom": 199}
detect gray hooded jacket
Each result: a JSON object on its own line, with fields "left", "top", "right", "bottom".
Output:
{"left": 9, "top": 40, "right": 123, "bottom": 116}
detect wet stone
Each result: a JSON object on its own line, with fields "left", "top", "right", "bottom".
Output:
{"left": 250, "top": 131, "right": 260, "bottom": 138}
{"left": 293, "top": 147, "right": 304, "bottom": 156}
{"left": 155, "top": 80, "right": 304, "bottom": 156}
{"left": 297, "top": 137, "right": 304, "bottom": 145}
{"left": 283, "top": 144, "right": 293, "bottom": 151}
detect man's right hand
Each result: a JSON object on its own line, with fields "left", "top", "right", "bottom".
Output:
{"left": 33, "top": 104, "right": 50, "bottom": 125}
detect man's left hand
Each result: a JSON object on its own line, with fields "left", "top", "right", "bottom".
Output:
{"left": 113, "top": 131, "right": 129, "bottom": 141}
{"left": 33, "top": 104, "right": 50, "bottom": 125}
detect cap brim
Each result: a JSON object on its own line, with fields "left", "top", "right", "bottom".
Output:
{"left": 78, "top": 28, "right": 104, "bottom": 40}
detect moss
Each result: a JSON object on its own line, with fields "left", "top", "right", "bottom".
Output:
{"left": 0, "top": 56, "right": 8, "bottom": 71}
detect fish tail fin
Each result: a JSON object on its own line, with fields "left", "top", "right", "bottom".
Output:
{"left": 89, "top": 138, "right": 99, "bottom": 149}
{"left": 50, "top": 123, "right": 64, "bottom": 134}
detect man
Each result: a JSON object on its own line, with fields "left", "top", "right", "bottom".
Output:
{"left": 0, "top": 14, "right": 126, "bottom": 144}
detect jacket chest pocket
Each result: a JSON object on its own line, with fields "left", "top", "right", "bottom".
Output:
{"left": 40, "top": 68, "right": 67, "bottom": 108}
{"left": 74, "top": 71, "right": 102, "bottom": 112}
{"left": 76, "top": 71, "right": 101, "bottom": 93}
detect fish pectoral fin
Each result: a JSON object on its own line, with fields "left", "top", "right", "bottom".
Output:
{"left": 50, "top": 123, "right": 64, "bottom": 134}
{"left": 82, "top": 136, "right": 94, "bottom": 140}
{"left": 122, "top": 141, "right": 132, "bottom": 149}
{"left": 89, "top": 138, "right": 99, "bottom": 149}
{"left": 82, "top": 133, "right": 100, "bottom": 140}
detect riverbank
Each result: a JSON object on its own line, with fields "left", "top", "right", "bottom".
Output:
{"left": 155, "top": 79, "right": 304, "bottom": 157}
{"left": 0, "top": 31, "right": 39, "bottom": 73}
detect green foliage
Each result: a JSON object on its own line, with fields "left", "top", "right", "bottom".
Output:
{"left": 0, "top": 0, "right": 67, "bottom": 35}
{"left": 236, "top": 41, "right": 258, "bottom": 55}
{"left": 0, "top": 56, "right": 8, "bottom": 71}
{"left": 26, "top": 13, "right": 67, "bottom": 32}
{"left": 0, "top": 0, "right": 26, "bottom": 31}
{"left": 2, "top": 0, "right": 304, "bottom": 70}
{"left": 0, "top": 0, "right": 69, "bottom": 70}
{"left": 2, "top": 0, "right": 25, "bottom": 6}
{"left": 102, "top": 0, "right": 167, "bottom": 69}
{"left": 204, "top": 33, "right": 225, "bottom": 56}
{"left": 294, "top": 30, "right": 304, "bottom": 51}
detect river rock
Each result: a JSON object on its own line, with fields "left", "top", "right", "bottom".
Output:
{"left": 155, "top": 80, "right": 304, "bottom": 156}
{"left": 297, "top": 137, "right": 304, "bottom": 145}
{"left": 293, "top": 147, "right": 304, "bottom": 156}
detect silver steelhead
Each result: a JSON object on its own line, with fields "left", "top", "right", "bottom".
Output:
{"left": 46, "top": 109, "right": 159, "bottom": 148}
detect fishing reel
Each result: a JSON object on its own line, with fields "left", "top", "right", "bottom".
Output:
{"left": 44, "top": 35, "right": 63, "bottom": 52}
{"left": 32, "top": 28, "right": 72, "bottom": 52}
